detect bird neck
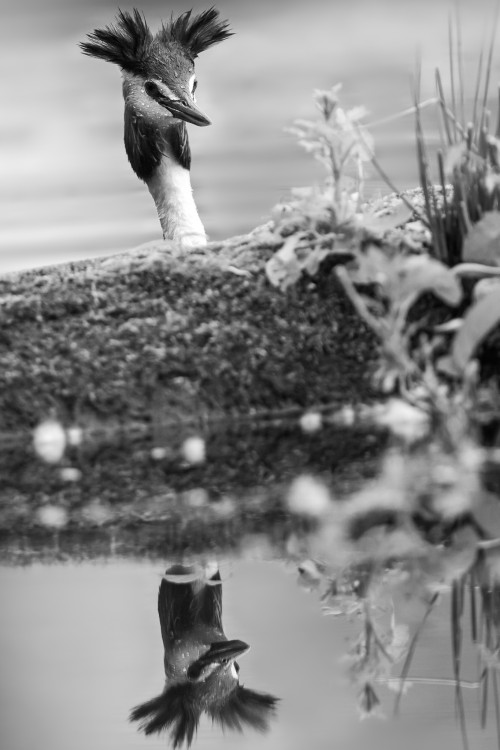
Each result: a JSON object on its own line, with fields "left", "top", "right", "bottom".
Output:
{"left": 146, "top": 156, "right": 207, "bottom": 248}
{"left": 122, "top": 79, "right": 207, "bottom": 248}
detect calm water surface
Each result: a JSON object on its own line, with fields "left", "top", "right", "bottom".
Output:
{"left": 0, "top": 559, "right": 496, "bottom": 750}
{"left": 2, "top": 0, "right": 500, "bottom": 271}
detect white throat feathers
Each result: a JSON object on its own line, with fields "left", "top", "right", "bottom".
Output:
{"left": 147, "top": 156, "right": 207, "bottom": 248}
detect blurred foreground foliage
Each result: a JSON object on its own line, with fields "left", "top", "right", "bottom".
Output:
{"left": 265, "top": 11, "right": 500, "bottom": 743}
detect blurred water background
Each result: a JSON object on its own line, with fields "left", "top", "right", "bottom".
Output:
{"left": 2, "top": 0, "right": 500, "bottom": 273}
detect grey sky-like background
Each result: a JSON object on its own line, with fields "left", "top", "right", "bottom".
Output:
{"left": 1, "top": 0, "right": 498, "bottom": 269}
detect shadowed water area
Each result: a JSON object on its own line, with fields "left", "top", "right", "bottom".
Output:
{"left": 3, "top": 0, "right": 500, "bottom": 749}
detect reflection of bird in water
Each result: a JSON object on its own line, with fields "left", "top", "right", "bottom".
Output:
{"left": 130, "top": 563, "right": 279, "bottom": 748}
{"left": 80, "top": 9, "right": 232, "bottom": 248}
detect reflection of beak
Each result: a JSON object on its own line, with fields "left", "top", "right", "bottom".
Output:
{"left": 145, "top": 80, "right": 211, "bottom": 126}
{"left": 202, "top": 639, "right": 250, "bottom": 664}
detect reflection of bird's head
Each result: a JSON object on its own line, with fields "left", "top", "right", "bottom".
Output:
{"left": 129, "top": 565, "right": 279, "bottom": 748}
{"left": 130, "top": 642, "right": 277, "bottom": 748}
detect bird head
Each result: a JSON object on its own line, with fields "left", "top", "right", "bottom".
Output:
{"left": 80, "top": 7, "right": 232, "bottom": 128}
{"left": 130, "top": 638, "right": 278, "bottom": 749}
{"left": 186, "top": 638, "right": 250, "bottom": 682}
{"left": 130, "top": 565, "right": 279, "bottom": 747}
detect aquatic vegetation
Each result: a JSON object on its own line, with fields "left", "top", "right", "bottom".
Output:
{"left": 266, "top": 81, "right": 500, "bottom": 411}
{"left": 415, "top": 2, "right": 500, "bottom": 268}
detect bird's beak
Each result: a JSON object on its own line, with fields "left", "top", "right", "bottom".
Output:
{"left": 163, "top": 98, "right": 212, "bottom": 127}
{"left": 204, "top": 639, "right": 250, "bottom": 663}
{"left": 144, "top": 80, "right": 211, "bottom": 127}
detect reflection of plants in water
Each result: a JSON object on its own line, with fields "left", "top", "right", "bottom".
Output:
{"left": 301, "top": 557, "right": 428, "bottom": 720}
{"left": 446, "top": 542, "right": 500, "bottom": 749}
{"left": 296, "top": 468, "right": 500, "bottom": 747}
{"left": 342, "top": 595, "right": 410, "bottom": 720}
{"left": 293, "top": 404, "right": 498, "bottom": 744}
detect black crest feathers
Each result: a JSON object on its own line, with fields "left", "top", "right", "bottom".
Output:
{"left": 160, "top": 7, "right": 233, "bottom": 58}
{"left": 130, "top": 685, "right": 278, "bottom": 748}
{"left": 209, "top": 686, "right": 279, "bottom": 734}
{"left": 129, "top": 686, "right": 201, "bottom": 749}
{"left": 80, "top": 9, "right": 152, "bottom": 73}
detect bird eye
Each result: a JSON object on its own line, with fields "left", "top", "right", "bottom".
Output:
{"left": 145, "top": 80, "right": 159, "bottom": 97}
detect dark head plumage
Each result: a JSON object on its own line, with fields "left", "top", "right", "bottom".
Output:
{"left": 160, "top": 7, "right": 233, "bottom": 59}
{"left": 130, "top": 685, "right": 200, "bottom": 748}
{"left": 208, "top": 685, "right": 279, "bottom": 734}
{"left": 80, "top": 8, "right": 232, "bottom": 244}
{"left": 129, "top": 682, "right": 279, "bottom": 748}
{"left": 79, "top": 8, "right": 152, "bottom": 74}
{"left": 80, "top": 7, "right": 232, "bottom": 72}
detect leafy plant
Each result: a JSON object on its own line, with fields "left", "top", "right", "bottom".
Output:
{"left": 265, "top": 85, "right": 375, "bottom": 291}
{"left": 265, "top": 74, "right": 500, "bottom": 416}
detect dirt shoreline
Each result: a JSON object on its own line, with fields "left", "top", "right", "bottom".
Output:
{"left": 0, "top": 224, "right": 387, "bottom": 559}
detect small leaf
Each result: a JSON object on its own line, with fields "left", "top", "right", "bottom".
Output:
{"left": 462, "top": 211, "right": 500, "bottom": 265}
{"left": 435, "top": 355, "right": 460, "bottom": 377}
{"left": 354, "top": 244, "right": 393, "bottom": 286}
{"left": 484, "top": 172, "right": 500, "bottom": 194}
{"left": 473, "top": 277, "right": 500, "bottom": 302}
{"left": 444, "top": 142, "right": 467, "bottom": 176}
{"left": 304, "top": 246, "right": 353, "bottom": 276}
{"left": 388, "top": 255, "right": 462, "bottom": 307}
{"left": 265, "top": 235, "right": 302, "bottom": 290}
{"left": 433, "top": 318, "right": 463, "bottom": 334}
{"left": 363, "top": 201, "right": 414, "bottom": 233}
{"left": 346, "top": 105, "right": 369, "bottom": 123}
{"left": 451, "top": 289, "right": 500, "bottom": 372}
{"left": 301, "top": 247, "right": 331, "bottom": 276}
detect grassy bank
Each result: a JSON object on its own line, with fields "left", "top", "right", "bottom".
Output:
{"left": 0, "top": 231, "right": 385, "bottom": 559}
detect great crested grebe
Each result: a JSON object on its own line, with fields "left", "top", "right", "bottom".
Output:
{"left": 129, "top": 564, "right": 278, "bottom": 747}
{"left": 81, "top": 8, "right": 232, "bottom": 248}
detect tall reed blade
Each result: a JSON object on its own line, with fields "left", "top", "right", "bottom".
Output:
{"left": 470, "top": 573, "right": 478, "bottom": 643}
{"left": 451, "top": 580, "right": 469, "bottom": 750}
{"left": 492, "top": 670, "right": 500, "bottom": 749}
{"left": 394, "top": 593, "right": 438, "bottom": 716}
{"left": 479, "top": 0, "right": 500, "bottom": 134}
{"left": 436, "top": 68, "right": 453, "bottom": 146}
{"left": 449, "top": 14, "right": 458, "bottom": 140}
{"left": 472, "top": 48, "right": 484, "bottom": 137}
{"left": 481, "top": 667, "right": 489, "bottom": 728}
{"left": 496, "top": 84, "right": 500, "bottom": 137}
{"left": 455, "top": 1, "right": 466, "bottom": 129}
